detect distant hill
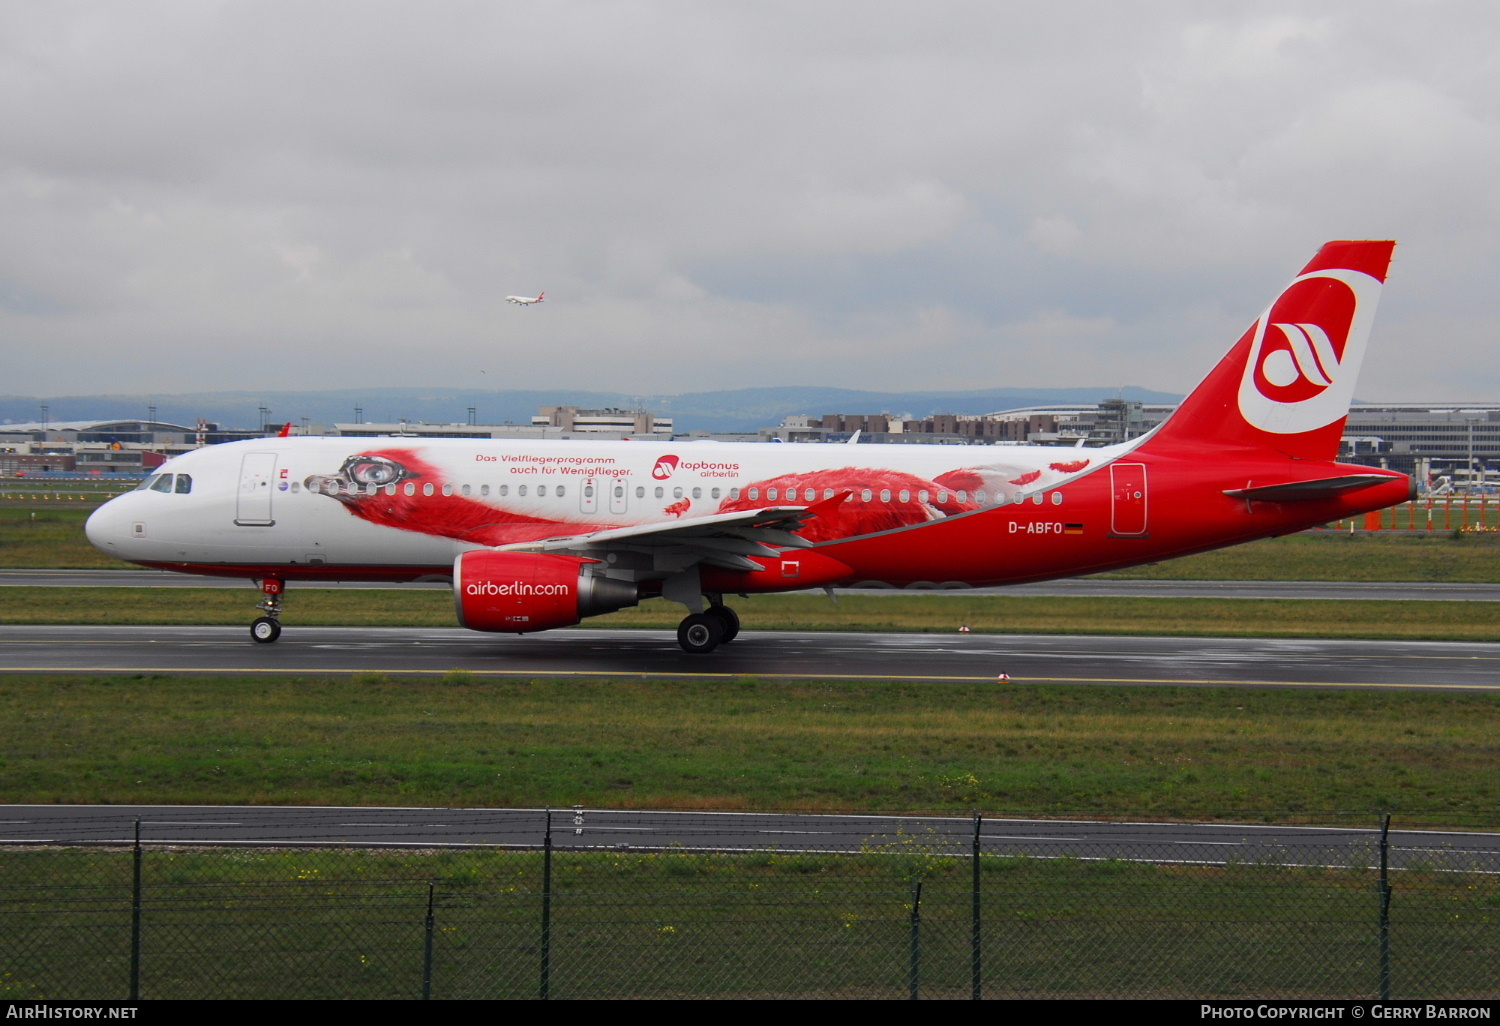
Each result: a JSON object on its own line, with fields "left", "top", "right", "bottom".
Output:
{"left": 0, "top": 385, "right": 1182, "bottom": 435}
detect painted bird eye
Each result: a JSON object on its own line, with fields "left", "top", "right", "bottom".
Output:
{"left": 340, "top": 455, "right": 408, "bottom": 486}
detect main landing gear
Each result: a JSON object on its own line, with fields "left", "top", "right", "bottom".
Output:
{"left": 676, "top": 601, "right": 740, "bottom": 654}
{"left": 251, "top": 578, "right": 284, "bottom": 643}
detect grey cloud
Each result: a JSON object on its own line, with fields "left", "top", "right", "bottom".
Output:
{"left": 0, "top": 0, "right": 1495, "bottom": 401}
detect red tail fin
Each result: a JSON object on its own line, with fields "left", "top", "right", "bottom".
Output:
{"left": 277, "top": 422, "right": 293, "bottom": 438}
{"left": 1143, "top": 241, "right": 1395, "bottom": 461}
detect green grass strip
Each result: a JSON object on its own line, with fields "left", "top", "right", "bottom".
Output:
{"left": 2, "top": 587, "right": 1498, "bottom": 641}
{"left": 1, "top": 674, "right": 1494, "bottom": 824}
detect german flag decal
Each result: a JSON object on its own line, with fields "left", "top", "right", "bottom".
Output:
{"left": 1064, "top": 523, "right": 1085, "bottom": 535}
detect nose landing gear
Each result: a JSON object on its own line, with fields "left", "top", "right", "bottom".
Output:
{"left": 251, "top": 578, "right": 284, "bottom": 643}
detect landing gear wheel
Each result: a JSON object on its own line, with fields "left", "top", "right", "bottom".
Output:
{"left": 677, "top": 613, "right": 724, "bottom": 654}
{"left": 708, "top": 604, "right": 740, "bottom": 644}
{"left": 250, "top": 617, "right": 282, "bottom": 644}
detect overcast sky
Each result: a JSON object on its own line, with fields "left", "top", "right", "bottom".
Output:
{"left": 2, "top": 1, "right": 1495, "bottom": 401}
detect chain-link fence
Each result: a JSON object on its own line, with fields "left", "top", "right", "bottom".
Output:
{"left": 2, "top": 811, "right": 1496, "bottom": 1000}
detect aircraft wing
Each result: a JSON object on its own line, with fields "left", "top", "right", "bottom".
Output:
{"left": 494, "top": 493, "right": 849, "bottom": 571}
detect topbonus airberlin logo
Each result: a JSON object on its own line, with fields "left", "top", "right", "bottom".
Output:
{"left": 652, "top": 455, "right": 679, "bottom": 480}
{"left": 1237, "top": 268, "right": 1384, "bottom": 435}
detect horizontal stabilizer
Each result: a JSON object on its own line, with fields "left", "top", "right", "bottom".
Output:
{"left": 1223, "top": 474, "right": 1398, "bottom": 502}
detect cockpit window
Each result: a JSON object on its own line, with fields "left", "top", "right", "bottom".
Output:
{"left": 174, "top": 474, "right": 192, "bottom": 494}
{"left": 149, "top": 474, "right": 173, "bottom": 493}
{"left": 136, "top": 474, "right": 161, "bottom": 492}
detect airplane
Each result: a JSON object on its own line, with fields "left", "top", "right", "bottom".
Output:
{"left": 86, "top": 241, "right": 1413, "bottom": 653}
{"left": 506, "top": 292, "right": 545, "bottom": 306}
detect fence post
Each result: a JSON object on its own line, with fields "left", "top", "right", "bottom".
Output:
{"left": 541, "top": 809, "right": 553, "bottom": 1001}
{"left": 971, "top": 812, "right": 982, "bottom": 1001}
{"left": 129, "top": 819, "right": 142, "bottom": 1001}
{"left": 1379, "top": 813, "right": 1393, "bottom": 1000}
{"left": 908, "top": 880, "right": 923, "bottom": 1000}
{"left": 422, "top": 881, "right": 435, "bottom": 1000}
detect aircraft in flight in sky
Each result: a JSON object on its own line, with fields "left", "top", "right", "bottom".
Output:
{"left": 87, "top": 241, "right": 1410, "bottom": 653}
{"left": 505, "top": 292, "right": 545, "bottom": 305}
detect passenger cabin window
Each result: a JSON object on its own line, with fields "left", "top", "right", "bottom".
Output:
{"left": 480, "top": 484, "right": 490, "bottom": 496}
{"left": 729, "top": 488, "right": 740, "bottom": 500}
{"left": 174, "top": 474, "right": 192, "bottom": 494}
{"left": 748, "top": 488, "right": 759, "bottom": 500}
{"left": 879, "top": 489, "right": 891, "bottom": 502}
{"left": 537, "top": 485, "right": 547, "bottom": 497}
{"left": 1052, "top": 492, "right": 1063, "bottom": 505}
{"left": 556, "top": 485, "right": 565, "bottom": 498}
{"left": 655, "top": 486, "right": 665, "bottom": 499}
{"left": 422, "top": 483, "right": 434, "bottom": 497}
{"left": 636, "top": 486, "right": 645, "bottom": 498}
{"left": 860, "top": 489, "right": 873, "bottom": 502}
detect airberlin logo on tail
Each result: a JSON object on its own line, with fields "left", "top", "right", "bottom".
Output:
{"left": 1259, "top": 322, "right": 1341, "bottom": 398}
{"left": 652, "top": 455, "right": 679, "bottom": 480}
{"left": 1237, "top": 268, "right": 1384, "bottom": 435}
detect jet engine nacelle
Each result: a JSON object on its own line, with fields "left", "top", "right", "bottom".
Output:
{"left": 454, "top": 551, "right": 639, "bottom": 633}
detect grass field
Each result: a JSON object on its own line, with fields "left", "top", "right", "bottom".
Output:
{"left": 3, "top": 587, "right": 1499, "bottom": 641}
{"left": 1098, "top": 529, "right": 1500, "bottom": 582}
{"left": 0, "top": 507, "right": 127, "bottom": 568}
{"left": 1, "top": 674, "right": 1494, "bottom": 822}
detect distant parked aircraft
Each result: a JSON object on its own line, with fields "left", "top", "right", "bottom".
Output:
{"left": 506, "top": 292, "right": 545, "bottom": 306}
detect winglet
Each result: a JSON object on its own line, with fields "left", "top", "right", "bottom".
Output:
{"left": 802, "top": 489, "right": 853, "bottom": 521}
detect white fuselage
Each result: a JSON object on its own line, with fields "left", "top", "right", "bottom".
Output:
{"left": 85, "top": 435, "right": 1127, "bottom": 578}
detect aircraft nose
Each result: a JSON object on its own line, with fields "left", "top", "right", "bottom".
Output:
{"left": 85, "top": 497, "right": 129, "bottom": 556}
